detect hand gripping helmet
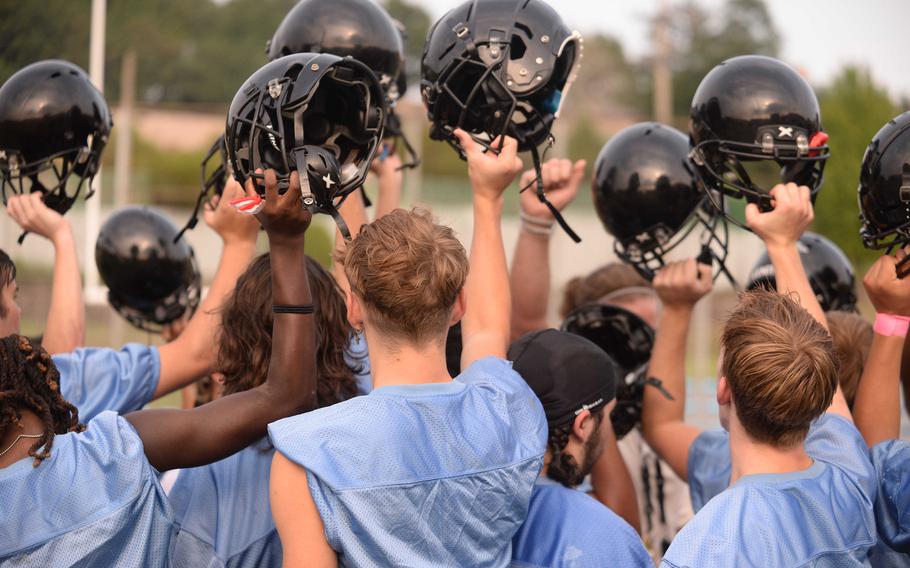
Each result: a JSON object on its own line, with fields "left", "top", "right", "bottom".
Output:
{"left": 96, "top": 206, "right": 201, "bottom": 332}
{"left": 0, "top": 60, "right": 112, "bottom": 220}
{"left": 747, "top": 232, "right": 857, "bottom": 312}
{"left": 689, "top": 55, "right": 830, "bottom": 226}
{"left": 562, "top": 304, "right": 670, "bottom": 439}
{"left": 593, "top": 122, "right": 733, "bottom": 283}
{"left": 858, "top": 111, "right": 910, "bottom": 276}
{"left": 421, "top": 0, "right": 583, "bottom": 241}
{"left": 224, "top": 53, "right": 384, "bottom": 238}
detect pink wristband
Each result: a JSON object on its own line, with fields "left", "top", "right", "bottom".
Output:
{"left": 873, "top": 313, "right": 910, "bottom": 337}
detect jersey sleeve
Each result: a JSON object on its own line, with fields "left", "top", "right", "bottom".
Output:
{"left": 687, "top": 429, "right": 731, "bottom": 512}
{"left": 804, "top": 414, "right": 875, "bottom": 496}
{"left": 871, "top": 440, "right": 910, "bottom": 552}
{"left": 54, "top": 344, "right": 161, "bottom": 421}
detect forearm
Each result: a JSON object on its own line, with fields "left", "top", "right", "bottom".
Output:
{"left": 509, "top": 228, "right": 551, "bottom": 340}
{"left": 332, "top": 194, "right": 368, "bottom": 296}
{"left": 462, "top": 197, "right": 510, "bottom": 366}
{"left": 854, "top": 332, "right": 904, "bottom": 446}
{"left": 590, "top": 425, "right": 641, "bottom": 533}
{"left": 155, "top": 240, "right": 256, "bottom": 398}
{"left": 766, "top": 244, "right": 827, "bottom": 329}
{"left": 42, "top": 227, "right": 85, "bottom": 354}
{"left": 374, "top": 171, "right": 403, "bottom": 219}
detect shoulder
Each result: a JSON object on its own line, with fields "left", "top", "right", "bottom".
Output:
{"left": 53, "top": 343, "right": 159, "bottom": 372}
{"left": 806, "top": 414, "right": 875, "bottom": 492}
{"left": 871, "top": 440, "right": 910, "bottom": 553}
{"left": 687, "top": 429, "right": 731, "bottom": 512}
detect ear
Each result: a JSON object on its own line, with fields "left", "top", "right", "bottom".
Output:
{"left": 448, "top": 288, "right": 466, "bottom": 327}
{"left": 571, "top": 409, "right": 594, "bottom": 444}
{"left": 346, "top": 289, "right": 364, "bottom": 329}
{"left": 717, "top": 375, "right": 732, "bottom": 406}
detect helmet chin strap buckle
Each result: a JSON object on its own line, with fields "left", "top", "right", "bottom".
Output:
{"left": 291, "top": 145, "right": 352, "bottom": 240}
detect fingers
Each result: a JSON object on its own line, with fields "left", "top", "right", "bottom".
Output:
{"left": 744, "top": 203, "right": 760, "bottom": 227}
{"left": 263, "top": 169, "right": 280, "bottom": 202}
{"left": 569, "top": 160, "right": 586, "bottom": 186}
{"left": 287, "top": 171, "right": 301, "bottom": 204}
{"left": 452, "top": 128, "right": 479, "bottom": 156}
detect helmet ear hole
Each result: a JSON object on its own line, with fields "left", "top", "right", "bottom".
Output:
{"left": 509, "top": 35, "right": 527, "bottom": 60}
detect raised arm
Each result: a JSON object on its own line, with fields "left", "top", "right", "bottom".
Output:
{"left": 6, "top": 193, "right": 84, "bottom": 354}
{"left": 373, "top": 152, "right": 405, "bottom": 219}
{"left": 128, "top": 170, "right": 316, "bottom": 472}
{"left": 744, "top": 183, "right": 852, "bottom": 419}
{"left": 510, "top": 159, "right": 584, "bottom": 340}
{"left": 453, "top": 130, "right": 523, "bottom": 367}
{"left": 332, "top": 188, "right": 369, "bottom": 297}
{"left": 154, "top": 180, "right": 258, "bottom": 399}
{"left": 854, "top": 252, "right": 910, "bottom": 445}
{"left": 641, "top": 259, "right": 712, "bottom": 480}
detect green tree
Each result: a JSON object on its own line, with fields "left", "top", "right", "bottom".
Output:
{"left": 812, "top": 67, "right": 899, "bottom": 267}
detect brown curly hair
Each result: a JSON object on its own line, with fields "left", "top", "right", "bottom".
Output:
{"left": 0, "top": 249, "right": 16, "bottom": 318}
{"left": 560, "top": 263, "right": 651, "bottom": 319}
{"left": 546, "top": 408, "right": 605, "bottom": 487}
{"left": 216, "top": 254, "right": 362, "bottom": 407}
{"left": 0, "top": 335, "right": 84, "bottom": 467}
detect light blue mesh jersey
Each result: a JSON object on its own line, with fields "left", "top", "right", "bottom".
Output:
{"left": 511, "top": 477, "right": 652, "bottom": 568}
{"left": 167, "top": 336, "right": 372, "bottom": 568}
{"left": 54, "top": 344, "right": 161, "bottom": 422}
{"left": 0, "top": 411, "right": 173, "bottom": 567}
{"left": 868, "top": 440, "right": 910, "bottom": 567}
{"left": 268, "top": 356, "right": 548, "bottom": 567}
{"left": 666, "top": 414, "right": 877, "bottom": 567}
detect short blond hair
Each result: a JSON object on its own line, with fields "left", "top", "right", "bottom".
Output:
{"left": 721, "top": 290, "right": 837, "bottom": 448}
{"left": 826, "top": 311, "right": 873, "bottom": 410}
{"left": 337, "top": 208, "right": 468, "bottom": 345}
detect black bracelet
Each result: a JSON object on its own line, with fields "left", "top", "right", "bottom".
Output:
{"left": 272, "top": 304, "right": 315, "bottom": 314}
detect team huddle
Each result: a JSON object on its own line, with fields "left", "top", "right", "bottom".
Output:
{"left": 1, "top": 0, "right": 910, "bottom": 567}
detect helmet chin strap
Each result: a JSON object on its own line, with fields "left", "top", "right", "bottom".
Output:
{"left": 291, "top": 145, "right": 352, "bottom": 241}
{"left": 527, "top": 143, "right": 581, "bottom": 243}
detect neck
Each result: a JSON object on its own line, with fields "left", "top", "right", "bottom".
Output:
{"left": 728, "top": 417, "right": 813, "bottom": 483}
{"left": 0, "top": 409, "right": 43, "bottom": 468}
{"left": 365, "top": 328, "right": 452, "bottom": 389}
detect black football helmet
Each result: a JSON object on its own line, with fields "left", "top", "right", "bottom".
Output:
{"left": 689, "top": 55, "right": 830, "bottom": 227}
{"left": 421, "top": 0, "right": 583, "bottom": 241}
{"left": 176, "top": 135, "right": 231, "bottom": 242}
{"left": 858, "top": 111, "right": 910, "bottom": 276}
{"left": 593, "top": 122, "right": 733, "bottom": 283}
{"left": 96, "top": 206, "right": 201, "bottom": 333}
{"left": 562, "top": 304, "right": 670, "bottom": 439}
{"left": 0, "top": 60, "right": 112, "bottom": 221}
{"left": 747, "top": 232, "right": 857, "bottom": 312}
{"left": 225, "top": 53, "right": 384, "bottom": 238}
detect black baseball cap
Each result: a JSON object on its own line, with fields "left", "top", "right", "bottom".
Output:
{"left": 508, "top": 329, "right": 618, "bottom": 429}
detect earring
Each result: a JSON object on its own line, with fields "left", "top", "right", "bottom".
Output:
{"left": 353, "top": 326, "right": 364, "bottom": 341}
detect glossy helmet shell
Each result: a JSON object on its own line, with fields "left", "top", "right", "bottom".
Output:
{"left": 593, "top": 122, "right": 727, "bottom": 280}
{"left": 95, "top": 206, "right": 201, "bottom": 332}
{"left": 421, "top": 0, "right": 581, "bottom": 153}
{"left": 266, "top": 0, "right": 404, "bottom": 102}
{"left": 0, "top": 60, "right": 112, "bottom": 214}
{"left": 225, "top": 53, "right": 384, "bottom": 209}
{"left": 747, "top": 231, "right": 857, "bottom": 312}
{"left": 858, "top": 111, "right": 910, "bottom": 251}
{"left": 689, "top": 55, "right": 828, "bottom": 214}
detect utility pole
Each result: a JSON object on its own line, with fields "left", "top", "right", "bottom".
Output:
{"left": 652, "top": 0, "right": 673, "bottom": 124}
{"left": 86, "top": 0, "right": 106, "bottom": 304}
{"left": 114, "top": 50, "right": 136, "bottom": 207}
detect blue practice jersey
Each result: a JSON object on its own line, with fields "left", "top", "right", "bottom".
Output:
{"left": 0, "top": 411, "right": 173, "bottom": 567}
{"left": 511, "top": 477, "right": 652, "bottom": 568}
{"left": 868, "top": 440, "right": 910, "bottom": 566}
{"left": 269, "top": 356, "right": 547, "bottom": 567}
{"left": 665, "top": 414, "right": 877, "bottom": 567}
{"left": 55, "top": 344, "right": 161, "bottom": 421}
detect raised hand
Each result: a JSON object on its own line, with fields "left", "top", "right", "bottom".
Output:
{"left": 6, "top": 193, "right": 69, "bottom": 243}
{"left": 653, "top": 259, "right": 713, "bottom": 309}
{"left": 252, "top": 170, "right": 312, "bottom": 245}
{"left": 745, "top": 183, "right": 813, "bottom": 248}
{"left": 519, "top": 158, "right": 585, "bottom": 221}
{"left": 864, "top": 248, "right": 910, "bottom": 316}
{"left": 453, "top": 129, "right": 523, "bottom": 202}
{"left": 204, "top": 179, "right": 260, "bottom": 245}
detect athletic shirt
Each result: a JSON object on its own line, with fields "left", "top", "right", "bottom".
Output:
{"left": 167, "top": 336, "right": 372, "bottom": 568}
{"left": 54, "top": 344, "right": 161, "bottom": 422}
{"left": 511, "top": 477, "right": 652, "bottom": 568}
{"left": 664, "top": 414, "right": 877, "bottom": 567}
{"left": 868, "top": 440, "right": 910, "bottom": 567}
{"left": 268, "top": 356, "right": 547, "bottom": 567}
{"left": 0, "top": 411, "right": 173, "bottom": 567}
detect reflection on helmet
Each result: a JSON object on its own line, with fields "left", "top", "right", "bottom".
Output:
{"left": 96, "top": 206, "right": 201, "bottom": 333}
{"left": 688, "top": 55, "right": 829, "bottom": 228}
{"left": 0, "top": 60, "right": 112, "bottom": 220}
{"left": 225, "top": 53, "right": 384, "bottom": 238}
{"left": 562, "top": 304, "right": 669, "bottom": 439}
{"left": 593, "top": 122, "right": 734, "bottom": 285}
{"left": 747, "top": 232, "right": 857, "bottom": 312}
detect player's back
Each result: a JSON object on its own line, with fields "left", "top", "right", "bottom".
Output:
{"left": 0, "top": 411, "right": 173, "bottom": 568}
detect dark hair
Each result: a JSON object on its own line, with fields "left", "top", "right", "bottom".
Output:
{"left": 0, "top": 335, "right": 84, "bottom": 466}
{"left": 546, "top": 408, "right": 604, "bottom": 487}
{"left": 0, "top": 249, "right": 16, "bottom": 318}
{"left": 826, "top": 310, "right": 873, "bottom": 410}
{"left": 217, "top": 254, "right": 361, "bottom": 407}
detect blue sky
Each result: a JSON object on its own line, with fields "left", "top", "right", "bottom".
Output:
{"left": 410, "top": 0, "right": 910, "bottom": 100}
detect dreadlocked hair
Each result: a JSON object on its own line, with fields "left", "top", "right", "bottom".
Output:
{"left": 0, "top": 249, "right": 16, "bottom": 318}
{"left": 546, "top": 408, "right": 604, "bottom": 487}
{"left": 0, "top": 335, "right": 84, "bottom": 467}
{"left": 217, "top": 254, "right": 361, "bottom": 407}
